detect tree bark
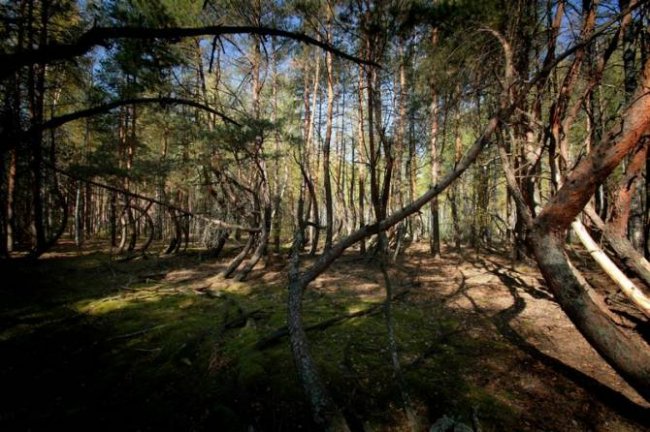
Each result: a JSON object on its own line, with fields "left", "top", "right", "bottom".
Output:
{"left": 323, "top": 10, "right": 335, "bottom": 252}
{"left": 429, "top": 29, "right": 441, "bottom": 257}
{"left": 571, "top": 218, "right": 650, "bottom": 317}
{"left": 287, "top": 231, "right": 351, "bottom": 431}
{"left": 529, "top": 229, "right": 650, "bottom": 400}
{"left": 6, "top": 148, "right": 17, "bottom": 253}
{"left": 584, "top": 204, "right": 650, "bottom": 288}
{"left": 530, "top": 55, "right": 650, "bottom": 400}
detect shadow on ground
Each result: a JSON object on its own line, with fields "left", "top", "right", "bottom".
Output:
{"left": 0, "top": 242, "right": 648, "bottom": 431}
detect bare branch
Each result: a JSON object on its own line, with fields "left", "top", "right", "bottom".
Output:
{"left": 0, "top": 25, "right": 379, "bottom": 78}
{"left": 40, "top": 96, "right": 241, "bottom": 130}
{"left": 49, "top": 164, "right": 261, "bottom": 233}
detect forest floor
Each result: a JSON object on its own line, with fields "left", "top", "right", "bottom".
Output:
{"left": 0, "top": 240, "right": 648, "bottom": 431}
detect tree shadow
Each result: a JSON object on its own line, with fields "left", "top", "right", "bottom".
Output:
{"left": 466, "top": 257, "right": 650, "bottom": 426}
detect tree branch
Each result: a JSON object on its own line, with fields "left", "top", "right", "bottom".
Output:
{"left": 0, "top": 25, "right": 379, "bottom": 78}
{"left": 49, "top": 164, "right": 261, "bottom": 233}
{"left": 39, "top": 96, "right": 241, "bottom": 130}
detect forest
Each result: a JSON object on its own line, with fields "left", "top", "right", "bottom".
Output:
{"left": 1, "top": 0, "right": 650, "bottom": 430}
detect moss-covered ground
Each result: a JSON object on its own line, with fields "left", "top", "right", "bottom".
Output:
{"left": 0, "top": 242, "right": 647, "bottom": 431}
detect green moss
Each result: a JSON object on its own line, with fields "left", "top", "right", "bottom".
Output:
{"left": 0, "top": 250, "right": 541, "bottom": 431}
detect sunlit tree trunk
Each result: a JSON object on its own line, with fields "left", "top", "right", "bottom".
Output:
{"left": 357, "top": 55, "right": 367, "bottom": 254}
{"left": 323, "top": 10, "right": 335, "bottom": 252}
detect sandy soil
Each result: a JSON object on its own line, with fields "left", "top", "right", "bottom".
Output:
{"left": 309, "top": 243, "right": 650, "bottom": 431}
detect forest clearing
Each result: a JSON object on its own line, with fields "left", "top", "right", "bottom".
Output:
{"left": 2, "top": 0, "right": 650, "bottom": 430}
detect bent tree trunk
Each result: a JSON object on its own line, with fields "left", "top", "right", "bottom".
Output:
{"left": 529, "top": 55, "right": 650, "bottom": 401}
{"left": 529, "top": 229, "right": 650, "bottom": 400}
{"left": 287, "top": 231, "right": 350, "bottom": 432}
{"left": 287, "top": 102, "right": 510, "bottom": 430}
{"left": 584, "top": 204, "right": 650, "bottom": 289}
{"left": 571, "top": 219, "right": 650, "bottom": 317}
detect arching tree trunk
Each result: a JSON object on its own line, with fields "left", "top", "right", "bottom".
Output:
{"left": 286, "top": 230, "right": 351, "bottom": 432}
{"left": 585, "top": 204, "right": 650, "bottom": 288}
{"left": 531, "top": 55, "right": 650, "bottom": 399}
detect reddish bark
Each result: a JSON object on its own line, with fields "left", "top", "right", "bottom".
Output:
{"left": 534, "top": 57, "right": 650, "bottom": 233}
{"left": 529, "top": 56, "right": 650, "bottom": 401}
{"left": 607, "top": 139, "right": 649, "bottom": 237}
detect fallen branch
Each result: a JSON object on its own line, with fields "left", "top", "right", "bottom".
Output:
{"left": 583, "top": 204, "right": 650, "bottom": 288}
{"left": 107, "top": 324, "right": 168, "bottom": 341}
{"left": 254, "top": 290, "right": 410, "bottom": 350}
{"left": 571, "top": 219, "right": 650, "bottom": 319}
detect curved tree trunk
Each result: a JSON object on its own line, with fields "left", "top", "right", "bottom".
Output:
{"left": 235, "top": 206, "right": 270, "bottom": 282}
{"left": 528, "top": 54, "right": 650, "bottom": 400}
{"left": 323, "top": 12, "right": 335, "bottom": 252}
{"left": 529, "top": 229, "right": 650, "bottom": 400}
{"left": 429, "top": 29, "right": 441, "bottom": 257}
{"left": 222, "top": 232, "right": 255, "bottom": 279}
{"left": 585, "top": 204, "right": 650, "bottom": 288}
{"left": 571, "top": 218, "right": 650, "bottom": 317}
{"left": 164, "top": 210, "right": 182, "bottom": 255}
{"left": 131, "top": 205, "right": 154, "bottom": 254}
{"left": 209, "top": 230, "right": 229, "bottom": 258}
{"left": 287, "top": 231, "right": 351, "bottom": 432}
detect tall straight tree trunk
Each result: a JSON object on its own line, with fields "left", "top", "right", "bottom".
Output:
{"left": 304, "top": 50, "right": 320, "bottom": 255}
{"left": 74, "top": 184, "right": 83, "bottom": 246}
{"left": 6, "top": 148, "right": 17, "bottom": 253}
{"left": 449, "top": 105, "right": 463, "bottom": 251}
{"left": 394, "top": 44, "right": 408, "bottom": 244}
{"left": 2, "top": 0, "right": 28, "bottom": 256}
{"left": 429, "top": 29, "right": 441, "bottom": 256}
{"left": 393, "top": 45, "right": 405, "bottom": 223}
{"left": 110, "top": 191, "right": 117, "bottom": 246}
{"left": 271, "top": 40, "right": 285, "bottom": 254}
{"left": 335, "top": 93, "right": 349, "bottom": 236}
{"left": 366, "top": 37, "right": 385, "bottom": 225}
{"left": 357, "top": 60, "right": 367, "bottom": 254}
{"left": 323, "top": 12, "right": 335, "bottom": 252}
{"left": 349, "top": 128, "right": 357, "bottom": 234}
{"left": 29, "top": 64, "right": 46, "bottom": 254}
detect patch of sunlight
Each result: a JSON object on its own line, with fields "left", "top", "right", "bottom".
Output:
{"left": 75, "top": 291, "right": 165, "bottom": 316}
{"left": 344, "top": 302, "right": 378, "bottom": 316}
{"left": 0, "top": 309, "right": 77, "bottom": 341}
{"left": 0, "top": 323, "right": 36, "bottom": 342}
{"left": 206, "top": 276, "right": 252, "bottom": 294}
{"left": 178, "top": 298, "right": 195, "bottom": 309}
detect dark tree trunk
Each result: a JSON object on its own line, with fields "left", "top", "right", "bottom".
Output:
{"left": 529, "top": 229, "right": 650, "bottom": 401}
{"left": 286, "top": 231, "right": 351, "bottom": 431}
{"left": 429, "top": 29, "right": 441, "bottom": 257}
